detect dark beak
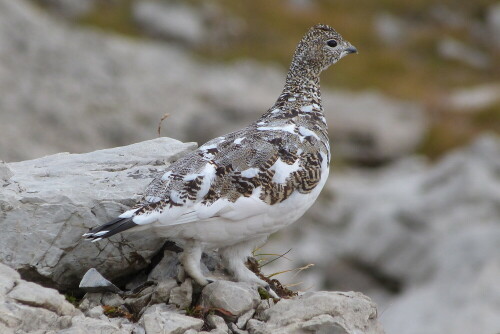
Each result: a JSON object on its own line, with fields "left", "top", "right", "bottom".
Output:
{"left": 345, "top": 46, "right": 358, "bottom": 54}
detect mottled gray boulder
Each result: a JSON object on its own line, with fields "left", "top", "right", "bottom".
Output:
{"left": 133, "top": 1, "right": 204, "bottom": 45}
{"left": 37, "top": 0, "right": 96, "bottom": 18}
{"left": 169, "top": 278, "right": 193, "bottom": 309}
{"left": 201, "top": 281, "right": 261, "bottom": 320}
{"left": 444, "top": 84, "right": 500, "bottom": 112}
{"left": 139, "top": 304, "right": 204, "bottom": 334}
{"left": 7, "top": 281, "right": 78, "bottom": 316}
{"left": 324, "top": 91, "right": 426, "bottom": 163}
{"left": 249, "top": 291, "right": 383, "bottom": 334}
{"left": 0, "top": 137, "right": 196, "bottom": 290}
{"left": 437, "top": 37, "right": 491, "bottom": 69}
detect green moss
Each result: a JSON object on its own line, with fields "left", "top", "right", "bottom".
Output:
{"left": 64, "top": 294, "right": 79, "bottom": 306}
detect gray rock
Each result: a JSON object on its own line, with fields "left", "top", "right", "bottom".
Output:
{"left": 207, "top": 314, "right": 229, "bottom": 333}
{"left": 59, "top": 315, "right": 125, "bottom": 334}
{"left": 201, "top": 281, "right": 260, "bottom": 320}
{"left": 124, "top": 286, "right": 154, "bottom": 315}
{"left": 79, "top": 292, "right": 124, "bottom": 312}
{"left": 256, "top": 291, "right": 382, "bottom": 334}
{"left": 236, "top": 308, "right": 255, "bottom": 329}
{"left": 437, "top": 37, "right": 491, "bottom": 69}
{"left": 0, "top": 137, "right": 196, "bottom": 290}
{"left": 229, "top": 322, "right": 250, "bottom": 334}
{"left": 37, "top": 0, "right": 96, "bottom": 19}
{"left": 0, "top": 161, "right": 13, "bottom": 183}
{"left": 301, "top": 314, "right": 346, "bottom": 333}
{"left": 147, "top": 250, "right": 182, "bottom": 282}
{"left": 487, "top": 3, "right": 500, "bottom": 48}
{"left": 169, "top": 278, "right": 193, "bottom": 309}
{"left": 8, "top": 281, "right": 77, "bottom": 316}
{"left": 0, "top": 302, "right": 68, "bottom": 333}
{"left": 254, "top": 299, "right": 275, "bottom": 317}
{"left": 133, "top": 1, "right": 204, "bottom": 46}
{"left": 79, "top": 268, "right": 122, "bottom": 293}
{"left": 0, "top": 263, "right": 20, "bottom": 296}
{"left": 139, "top": 303, "right": 204, "bottom": 334}
{"left": 444, "top": 84, "right": 500, "bottom": 112}
{"left": 373, "top": 13, "right": 408, "bottom": 46}
{"left": 149, "top": 279, "right": 178, "bottom": 305}
{"left": 324, "top": 91, "right": 427, "bottom": 163}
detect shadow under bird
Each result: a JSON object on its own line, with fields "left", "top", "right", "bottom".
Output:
{"left": 84, "top": 24, "right": 357, "bottom": 295}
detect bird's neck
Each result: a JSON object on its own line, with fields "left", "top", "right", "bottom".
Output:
{"left": 260, "top": 69, "right": 325, "bottom": 126}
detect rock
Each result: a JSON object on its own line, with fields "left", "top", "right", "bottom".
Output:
{"left": 124, "top": 285, "right": 154, "bottom": 315}
{"left": 373, "top": 13, "right": 408, "bottom": 46}
{"left": 79, "top": 292, "right": 124, "bottom": 312}
{"left": 169, "top": 278, "right": 193, "bottom": 309}
{"left": 444, "top": 84, "right": 500, "bottom": 112}
{"left": 139, "top": 303, "right": 204, "bottom": 334}
{"left": 487, "top": 3, "right": 500, "bottom": 48}
{"left": 236, "top": 308, "right": 255, "bottom": 329}
{"left": 0, "top": 302, "right": 69, "bottom": 333}
{"left": 0, "top": 161, "right": 13, "bottom": 183}
{"left": 79, "top": 268, "right": 122, "bottom": 293}
{"left": 132, "top": 1, "right": 204, "bottom": 46}
{"left": 37, "top": 0, "right": 96, "bottom": 19}
{"left": 59, "top": 315, "right": 125, "bottom": 334}
{"left": 324, "top": 91, "right": 427, "bottom": 163}
{"left": 207, "top": 314, "right": 229, "bottom": 333}
{"left": 85, "top": 306, "right": 104, "bottom": 319}
{"left": 149, "top": 279, "right": 178, "bottom": 305}
{"left": 8, "top": 281, "right": 77, "bottom": 316}
{"left": 0, "top": 263, "right": 20, "bottom": 296}
{"left": 250, "top": 291, "right": 383, "bottom": 334}
{"left": 255, "top": 299, "right": 275, "bottom": 315}
{"left": 0, "top": 137, "right": 196, "bottom": 290}
{"left": 0, "top": 263, "right": 81, "bottom": 333}
{"left": 147, "top": 250, "right": 182, "bottom": 282}
{"left": 201, "top": 281, "right": 260, "bottom": 320}
{"left": 437, "top": 38, "right": 491, "bottom": 69}
{"left": 229, "top": 322, "right": 249, "bottom": 334}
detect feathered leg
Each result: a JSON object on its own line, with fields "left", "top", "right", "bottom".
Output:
{"left": 219, "top": 236, "right": 268, "bottom": 286}
{"left": 179, "top": 240, "right": 209, "bottom": 286}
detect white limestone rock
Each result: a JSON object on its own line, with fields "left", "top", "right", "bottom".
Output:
{"left": 7, "top": 281, "right": 77, "bottom": 316}
{"left": 0, "top": 137, "right": 196, "bottom": 290}
{"left": 139, "top": 303, "right": 204, "bottom": 334}
{"left": 250, "top": 291, "right": 383, "bottom": 334}
{"left": 79, "top": 268, "right": 122, "bottom": 293}
{"left": 201, "top": 281, "right": 260, "bottom": 320}
{"left": 169, "top": 278, "right": 193, "bottom": 309}
{"left": 133, "top": 1, "right": 204, "bottom": 46}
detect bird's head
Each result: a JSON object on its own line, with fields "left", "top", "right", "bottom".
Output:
{"left": 290, "top": 24, "right": 357, "bottom": 78}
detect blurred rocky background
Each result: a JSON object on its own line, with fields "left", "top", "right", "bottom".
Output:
{"left": 0, "top": 0, "right": 499, "bottom": 333}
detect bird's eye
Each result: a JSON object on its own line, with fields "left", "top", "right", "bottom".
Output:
{"left": 326, "top": 39, "right": 338, "bottom": 47}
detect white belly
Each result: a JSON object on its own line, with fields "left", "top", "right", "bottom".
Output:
{"left": 153, "top": 158, "right": 330, "bottom": 249}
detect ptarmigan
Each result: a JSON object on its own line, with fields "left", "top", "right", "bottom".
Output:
{"left": 84, "top": 24, "right": 357, "bottom": 293}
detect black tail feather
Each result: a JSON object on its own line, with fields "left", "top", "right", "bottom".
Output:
{"left": 83, "top": 217, "right": 138, "bottom": 241}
